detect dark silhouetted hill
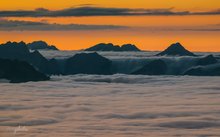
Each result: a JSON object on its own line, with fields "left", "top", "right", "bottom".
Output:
{"left": 184, "top": 66, "right": 220, "bottom": 76}
{"left": 0, "top": 58, "right": 49, "bottom": 83}
{"left": 65, "top": 52, "right": 112, "bottom": 75}
{"left": 132, "top": 59, "right": 167, "bottom": 75}
{"left": 197, "top": 55, "right": 218, "bottom": 66}
{"left": 85, "top": 43, "right": 141, "bottom": 51}
{"left": 27, "top": 41, "right": 58, "bottom": 50}
{"left": 157, "top": 43, "right": 196, "bottom": 56}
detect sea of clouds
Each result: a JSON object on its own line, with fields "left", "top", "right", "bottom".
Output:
{"left": 1, "top": 74, "right": 220, "bottom": 137}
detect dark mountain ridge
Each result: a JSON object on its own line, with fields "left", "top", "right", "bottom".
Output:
{"left": 27, "top": 41, "right": 59, "bottom": 50}
{"left": 85, "top": 43, "right": 141, "bottom": 51}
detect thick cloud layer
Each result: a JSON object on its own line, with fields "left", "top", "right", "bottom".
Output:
{"left": 0, "top": 19, "right": 125, "bottom": 31}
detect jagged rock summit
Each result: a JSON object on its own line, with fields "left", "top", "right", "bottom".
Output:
{"left": 27, "top": 41, "right": 58, "bottom": 50}
{"left": 85, "top": 43, "right": 141, "bottom": 51}
{"left": 157, "top": 43, "right": 196, "bottom": 56}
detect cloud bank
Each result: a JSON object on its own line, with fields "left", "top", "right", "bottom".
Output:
{"left": 0, "top": 19, "right": 126, "bottom": 31}
{"left": 0, "top": 6, "right": 219, "bottom": 17}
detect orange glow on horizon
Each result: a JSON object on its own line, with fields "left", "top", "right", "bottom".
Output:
{"left": 0, "top": 30, "right": 220, "bottom": 52}
{"left": 0, "top": 0, "right": 220, "bottom": 11}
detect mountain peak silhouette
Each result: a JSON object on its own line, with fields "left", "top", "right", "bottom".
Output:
{"left": 157, "top": 42, "right": 196, "bottom": 56}
{"left": 85, "top": 43, "right": 140, "bottom": 51}
{"left": 27, "top": 41, "right": 58, "bottom": 50}
{"left": 65, "top": 52, "right": 112, "bottom": 75}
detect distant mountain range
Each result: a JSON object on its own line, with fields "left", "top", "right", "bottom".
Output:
{"left": 0, "top": 41, "right": 219, "bottom": 83}
{"left": 85, "top": 43, "right": 141, "bottom": 51}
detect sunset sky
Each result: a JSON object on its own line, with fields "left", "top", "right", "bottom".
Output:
{"left": 0, "top": 0, "right": 219, "bottom": 51}
{"left": 1, "top": 0, "right": 220, "bottom": 11}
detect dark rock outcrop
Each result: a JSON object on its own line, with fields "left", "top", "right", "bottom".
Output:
{"left": 27, "top": 41, "right": 58, "bottom": 50}
{"left": 64, "top": 52, "right": 112, "bottom": 75}
{"left": 0, "top": 58, "right": 49, "bottom": 83}
{"left": 184, "top": 66, "right": 220, "bottom": 76}
{"left": 157, "top": 43, "right": 196, "bottom": 56}
{"left": 0, "top": 41, "right": 60, "bottom": 74}
{"left": 132, "top": 59, "right": 167, "bottom": 75}
{"left": 85, "top": 43, "right": 140, "bottom": 51}
{"left": 197, "top": 55, "right": 218, "bottom": 66}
